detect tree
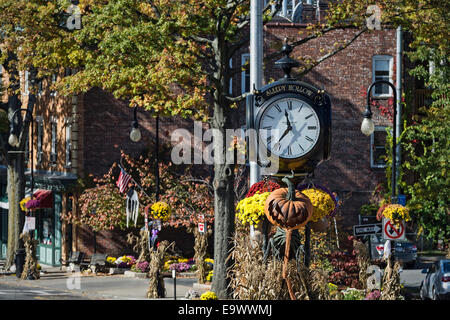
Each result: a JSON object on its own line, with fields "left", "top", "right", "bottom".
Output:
{"left": 51, "top": 0, "right": 382, "bottom": 298}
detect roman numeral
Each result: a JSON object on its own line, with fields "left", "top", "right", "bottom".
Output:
{"left": 305, "top": 136, "right": 314, "bottom": 142}
{"left": 305, "top": 114, "right": 313, "bottom": 119}
{"left": 267, "top": 136, "right": 272, "bottom": 144}
{"left": 287, "top": 146, "right": 292, "bottom": 155}
{"left": 298, "top": 104, "right": 303, "bottom": 112}
{"left": 298, "top": 143, "right": 304, "bottom": 151}
{"left": 308, "top": 126, "right": 317, "bottom": 130}
{"left": 287, "top": 101, "right": 292, "bottom": 111}
{"left": 274, "top": 104, "right": 281, "bottom": 112}
{"left": 263, "top": 126, "right": 272, "bottom": 130}
{"left": 266, "top": 115, "right": 274, "bottom": 119}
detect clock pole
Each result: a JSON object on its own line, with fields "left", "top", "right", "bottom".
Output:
{"left": 249, "top": 0, "right": 263, "bottom": 186}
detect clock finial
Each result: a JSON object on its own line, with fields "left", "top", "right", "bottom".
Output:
{"left": 275, "top": 39, "right": 300, "bottom": 81}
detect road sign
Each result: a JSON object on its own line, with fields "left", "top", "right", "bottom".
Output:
{"left": 382, "top": 218, "right": 405, "bottom": 241}
{"left": 353, "top": 223, "right": 382, "bottom": 236}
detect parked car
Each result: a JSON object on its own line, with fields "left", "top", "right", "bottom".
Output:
{"left": 420, "top": 259, "right": 450, "bottom": 300}
{"left": 368, "top": 234, "right": 417, "bottom": 268}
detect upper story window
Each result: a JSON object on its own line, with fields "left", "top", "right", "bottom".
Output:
{"left": 36, "top": 116, "right": 43, "bottom": 165}
{"left": 241, "top": 53, "right": 250, "bottom": 94}
{"left": 65, "top": 119, "right": 72, "bottom": 168}
{"left": 372, "top": 55, "right": 393, "bottom": 98}
{"left": 50, "top": 117, "right": 57, "bottom": 165}
{"left": 50, "top": 73, "right": 57, "bottom": 96}
{"left": 370, "top": 126, "right": 389, "bottom": 169}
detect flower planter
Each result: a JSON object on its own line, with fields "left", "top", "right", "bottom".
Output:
{"left": 109, "top": 267, "right": 127, "bottom": 275}
{"left": 124, "top": 270, "right": 147, "bottom": 278}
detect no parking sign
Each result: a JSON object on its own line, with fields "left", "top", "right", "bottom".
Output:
{"left": 382, "top": 218, "right": 405, "bottom": 241}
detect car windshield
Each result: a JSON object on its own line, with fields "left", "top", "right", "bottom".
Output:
{"left": 443, "top": 262, "right": 450, "bottom": 273}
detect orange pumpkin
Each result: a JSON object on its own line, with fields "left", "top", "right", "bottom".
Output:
{"left": 264, "top": 183, "right": 313, "bottom": 230}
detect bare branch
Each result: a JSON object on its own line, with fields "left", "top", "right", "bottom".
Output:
{"left": 224, "top": 92, "right": 250, "bottom": 103}
{"left": 297, "top": 27, "right": 368, "bottom": 77}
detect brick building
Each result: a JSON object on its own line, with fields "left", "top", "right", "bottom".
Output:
{"left": 1, "top": 0, "right": 416, "bottom": 265}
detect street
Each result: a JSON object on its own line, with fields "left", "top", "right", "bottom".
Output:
{"left": 0, "top": 273, "right": 199, "bottom": 300}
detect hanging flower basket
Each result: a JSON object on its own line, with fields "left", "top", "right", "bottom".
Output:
{"left": 25, "top": 199, "right": 41, "bottom": 211}
{"left": 245, "top": 180, "right": 280, "bottom": 198}
{"left": 236, "top": 192, "right": 270, "bottom": 227}
{"left": 378, "top": 204, "right": 410, "bottom": 226}
{"left": 297, "top": 184, "right": 337, "bottom": 222}
{"left": 149, "top": 201, "right": 171, "bottom": 222}
{"left": 20, "top": 197, "right": 31, "bottom": 212}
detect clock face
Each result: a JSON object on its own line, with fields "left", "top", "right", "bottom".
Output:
{"left": 258, "top": 97, "right": 321, "bottom": 159}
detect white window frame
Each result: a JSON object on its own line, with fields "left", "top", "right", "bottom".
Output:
{"left": 372, "top": 55, "right": 394, "bottom": 98}
{"left": 36, "top": 116, "right": 44, "bottom": 165}
{"left": 65, "top": 118, "right": 72, "bottom": 168}
{"left": 370, "top": 126, "right": 390, "bottom": 169}
{"left": 50, "top": 117, "right": 58, "bottom": 165}
{"left": 241, "top": 53, "right": 250, "bottom": 94}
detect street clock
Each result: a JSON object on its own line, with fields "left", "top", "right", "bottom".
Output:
{"left": 253, "top": 81, "right": 331, "bottom": 176}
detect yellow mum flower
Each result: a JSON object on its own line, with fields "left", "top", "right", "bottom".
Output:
{"left": 150, "top": 201, "right": 171, "bottom": 221}
{"left": 200, "top": 291, "right": 218, "bottom": 300}
{"left": 382, "top": 204, "right": 410, "bottom": 225}
{"left": 236, "top": 192, "right": 270, "bottom": 227}
{"left": 301, "top": 188, "right": 335, "bottom": 222}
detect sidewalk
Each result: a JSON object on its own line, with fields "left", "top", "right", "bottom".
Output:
{"left": 0, "top": 265, "right": 209, "bottom": 300}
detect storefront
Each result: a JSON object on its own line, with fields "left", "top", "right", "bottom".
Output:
{"left": 30, "top": 190, "right": 62, "bottom": 266}
{"left": 28, "top": 171, "right": 77, "bottom": 267}
{"left": 0, "top": 166, "right": 8, "bottom": 260}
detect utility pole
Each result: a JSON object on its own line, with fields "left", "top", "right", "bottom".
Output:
{"left": 395, "top": 26, "right": 402, "bottom": 199}
{"left": 249, "top": 0, "right": 263, "bottom": 186}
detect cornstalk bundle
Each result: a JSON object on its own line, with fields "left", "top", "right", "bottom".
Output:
{"left": 191, "top": 227, "right": 210, "bottom": 284}
{"left": 127, "top": 230, "right": 150, "bottom": 264}
{"left": 147, "top": 240, "right": 174, "bottom": 298}
{"left": 353, "top": 239, "right": 371, "bottom": 289}
{"left": 20, "top": 232, "right": 40, "bottom": 280}
{"left": 380, "top": 258, "right": 402, "bottom": 300}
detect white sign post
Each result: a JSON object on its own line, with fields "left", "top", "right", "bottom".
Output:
{"left": 382, "top": 218, "right": 405, "bottom": 241}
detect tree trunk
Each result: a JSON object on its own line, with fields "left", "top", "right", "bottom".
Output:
{"left": 5, "top": 155, "right": 25, "bottom": 269}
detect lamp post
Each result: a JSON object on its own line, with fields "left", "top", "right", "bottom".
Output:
{"left": 129, "top": 107, "right": 160, "bottom": 201}
{"left": 361, "top": 80, "right": 398, "bottom": 202}
{"left": 9, "top": 108, "right": 34, "bottom": 278}
{"left": 9, "top": 108, "right": 34, "bottom": 197}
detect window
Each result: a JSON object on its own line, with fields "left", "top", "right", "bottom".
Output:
{"left": 65, "top": 121, "right": 72, "bottom": 168}
{"left": 50, "top": 119, "right": 57, "bottom": 165}
{"left": 50, "top": 73, "right": 57, "bottom": 96}
{"left": 36, "top": 117, "right": 43, "bottom": 165}
{"left": 23, "top": 71, "right": 31, "bottom": 95}
{"left": 370, "top": 126, "right": 390, "bottom": 168}
{"left": 372, "top": 55, "right": 393, "bottom": 97}
{"left": 241, "top": 53, "right": 250, "bottom": 94}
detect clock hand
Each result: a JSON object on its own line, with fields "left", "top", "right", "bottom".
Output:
{"left": 284, "top": 110, "right": 291, "bottom": 127}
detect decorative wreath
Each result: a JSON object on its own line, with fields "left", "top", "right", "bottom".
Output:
{"left": 296, "top": 184, "right": 338, "bottom": 222}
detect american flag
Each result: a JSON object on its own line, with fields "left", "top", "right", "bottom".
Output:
{"left": 116, "top": 168, "right": 132, "bottom": 193}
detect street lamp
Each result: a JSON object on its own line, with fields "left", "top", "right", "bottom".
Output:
{"left": 9, "top": 108, "right": 34, "bottom": 195}
{"left": 129, "top": 107, "right": 142, "bottom": 142}
{"left": 361, "top": 79, "right": 398, "bottom": 201}
{"left": 129, "top": 107, "right": 160, "bottom": 201}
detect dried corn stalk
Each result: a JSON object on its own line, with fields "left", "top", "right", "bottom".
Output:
{"left": 147, "top": 240, "right": 174, "bottom": 298}
{"left": 127, "top": 230, "right": 150, "bottom": 265}
{"left": 380, "top": 258, "right": 402, "bottom": 300}
{"left": 20, "top": 232, "right": 40, "bottom": 280}
{"left": 353, "top": 239, "right": 371, "bottom": 289}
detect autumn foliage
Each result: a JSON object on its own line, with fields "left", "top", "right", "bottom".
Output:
{"left": 64, "top": 151, "right": 213, "bottom": 231}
